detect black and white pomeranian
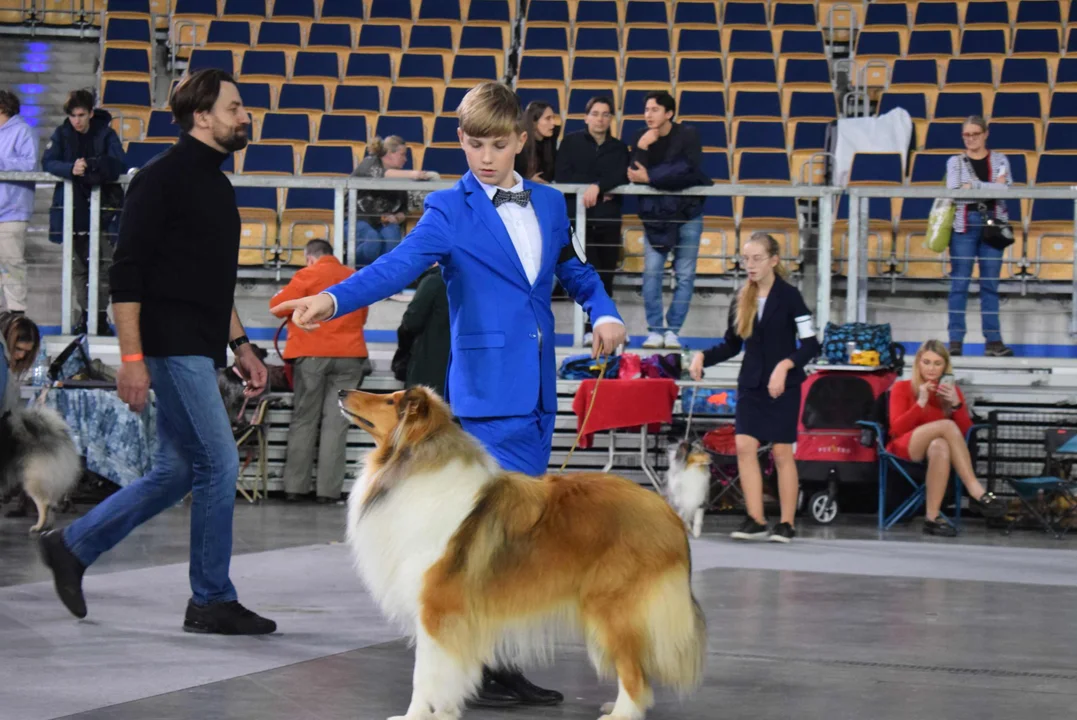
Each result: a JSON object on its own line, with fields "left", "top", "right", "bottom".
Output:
{"left": 0, "top": 406, "right": 81, "bottom": 533}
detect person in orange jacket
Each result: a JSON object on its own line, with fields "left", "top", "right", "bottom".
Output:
{"left": 270, "top": 239, "right": 371, "bottom": 503}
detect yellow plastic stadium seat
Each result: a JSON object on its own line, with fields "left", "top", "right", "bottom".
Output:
{"left": 1027, "top": 222, "right": 1074, "bottom": 281}
{"left": 697, "top": 222, "right": 732, "bottom": 275}
{"left": 621, "top": 228, "right": 647, "bottom": 274}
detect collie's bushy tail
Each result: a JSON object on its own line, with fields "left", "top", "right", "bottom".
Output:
{"left": 641, "top": 567, "right": 707, "bottom": 693}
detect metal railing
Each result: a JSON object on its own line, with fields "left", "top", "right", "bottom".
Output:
{"left": 4, "top": 170, "right": 1077, "bottom": 346}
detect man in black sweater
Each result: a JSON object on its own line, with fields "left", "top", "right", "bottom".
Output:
{"left": 39, "top": 69, "right": 276, "bottom": 635}
{"left": 627, "top": 91, "right": 711, "bottom": 351}
{"left": 554, "top": 95, "right": 629, "bottom": 345}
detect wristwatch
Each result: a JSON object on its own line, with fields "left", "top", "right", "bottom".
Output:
{"left": 229, "top": 335, "right": 250, "bottom": 353}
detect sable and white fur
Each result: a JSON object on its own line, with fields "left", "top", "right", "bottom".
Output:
{"left": 341, "top": 386, "right": 706, "bottom": 720}
{"left": 0, "top": 406, "right": 81, "bottom": 533}
{"left": 665, "top": 441, "right": 712, "bottom": 538}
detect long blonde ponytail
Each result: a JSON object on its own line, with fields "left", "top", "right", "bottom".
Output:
{"left": 734, "top": 232, "right": 786, "bottom": 339}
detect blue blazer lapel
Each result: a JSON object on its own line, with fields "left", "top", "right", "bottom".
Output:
{"left": 462, "top": 172, "right": 530, "bottom": 287}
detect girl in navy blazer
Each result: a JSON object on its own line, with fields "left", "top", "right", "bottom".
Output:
{"left": 689, "top": 233, "right": 820, "bottom": 543}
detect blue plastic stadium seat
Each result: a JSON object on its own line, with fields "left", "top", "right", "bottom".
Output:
{"left": 908, "top": 29, "right": 954, "bottom": 57}
{"left": 221, "top": 0, "right": 266, "bottom": 18}
{"left": 735, "top": 120, "right": 785, "bottom": 150}
{"left": 102, "top": 47, "right": 151, "bottom": 76}
{"left": 413, "top": 25, "right": 456, "bottom": 52}
{"left": 626, "top": 28, "right": 671, "bottom": 54}
{"left": 572, "top": 56, "right": 619, "bottom": 84}
{"left": 773, "top": 3, "right": 817, "bottom": 26}
{"left": 780, "top": 30, "right": 826, "bottom": 55}
{"left": 988, "top": 123, "right": 1038, "bottom": 152}
{"left": 308, "top": 23, "right": 352, "bottom": 49}
{"left": 376, "top": 115, "right": 426, "bottom": 145}
{"left": 733, "top": 91, "right": 782, "bottom": 119}
{"left": 624, "top": 0, "right": 669, "bottom": 26}
{"left": 675, "top": 1, "right": 718, "bottom": 25}
{"left": 125, "top": 142, "right": 172, "bottom": 170}
{"left": 260, "top": 113, "right": 311, "bottom": 143}
{"left": 292, "top": 51, "right": 340, "bottom": 82}
{"left": 935, "top": 91, "right": 985, "bottom": 120}
{"left": 849, "top": 153, "right": 903, "bottom": 183}
{"left": 992, "top": 91, "right": 1043, "bottom": 120}
{"left": 878, "top": 92, "right": 928, "bottom": 121}
{"left": 357, "top": 24, "right": 404, "bottom": 50}
{"left": 728, "top": 28, "right": 774, "bottom": 55}
{"left": 320, "top": 0, "right": 364, "bottom": 22}
{"left": 570, "top": 87, "right": 615, "bottom": 115}
{"left": 863, "top": 2, "right": 908, "bottom": 27}
{"left": 277, "top": 84, "right": 327, "bottom": 113}
{"left": 575, "top": 0, "right": 619, "bottom": 25}
{"left": 677, "top": 28, "right": 722, "bottom": 54}
{"left": 1044, "top": 122, "right": 1077, "bottom": 151}
{"left": 318, "top": 114, "right": 368, "bottom": 144}
{"left": 914, "top": 1, "right": 959, "bottom": 27}
{"left": 145, "top": 111, "right": 179, "bottom": 139}
{"left": 257, "top": 21, "right": 302, "bottom": 48}
{"left": 679, "top": 90, "right": 727, "bottom": 118}
{"left": 368, "top": 0, "right": 413, "bottom": 22}
{"left": 964, "top": 1, "right": 1009, "bottom": 27}
{"left": 525, "top": 27, "right": 570, "bottom": 53}
{"left": 241, "top": 50, "right": 288, "bottom": 80}
{"left": 387, "top": 87, "right": 436, "bottom": 114}
{"left": 344, "top": 53, "right": 393, "bottom": 82}
{"left": 624, "top": 57, "right": 671, "bottom": 85}
{"left": 924, "top": 122, "right": 964, "bottom": 151}
{"left": 236, "top": 82, "right": 272, "bottom": 110}
{"left": 205, "top": 20, "right": 251, "bottom": 47}
{"left": 398, "top": 54, "right": 446, "bottom": 83}
{"left": 945, "top": 58, "right": 993, "bottom": 86}
{"left": 417, "top": 0, "right": 461, "bottom": 22}
{"left": 959, "top": 29, "right": 1007, "bottom": 55}
{"left": 517, "top": 87, "right": 563, "bottom": 114}
{"left": 723, "top": 1, "right": 768, "bottom": 26}
{"left": 527, "top": 0, "right": 569, "bottom": 24}
{"left": 451, "top": 56, "right": 498, "bottom": 82}
{"left": 422, "top": 147, "right": 470, "bottom": 177}
{"left": 271, "top": 0, "right": 315, "bottom": 20}
{"left": 467, "top": 0, "right": 511, "bottom": 24}
{"left": 102, "top": 80, "right": 151, "bottom": 107}
{"left": 332, "top": 85, "right": 381, "bottom": 113}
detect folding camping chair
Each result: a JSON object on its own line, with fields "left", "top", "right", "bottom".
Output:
{"left": 699, "top": 424, "right": 775, "bottom": 513}
{"left": 1002, "top": 428, "right": 1077, "bottom": 539}
{"left": 857, "top": 390, "right": 992, "bottom": 531}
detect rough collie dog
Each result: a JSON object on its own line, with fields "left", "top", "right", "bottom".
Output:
{"left": 340, "top": 386, "right": 706, "bottom": 720}
{"left": 665, "top": 441, "right": 711, "bottom": 539}
{"left": 0, "top": 406, "right": 81, "bottom": 533}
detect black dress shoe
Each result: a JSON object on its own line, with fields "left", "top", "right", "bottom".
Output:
{"left": 465, "top": 673, "right": 522, "bottom": 708}
{"left": 183, "top": 600, "right": 277, "bottom": 635}
{"left": 486, "top": 667, "right": 563, "bottom": 706}
{"left": 38, "top": 529, "right": 87, "bottom": 619}
{"left": 284, "top": 493, "right": 303, "bottom": 503}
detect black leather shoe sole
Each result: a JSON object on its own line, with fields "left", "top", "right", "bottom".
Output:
{"left": 465, "top": 690, "right": 522, "bottom": 709}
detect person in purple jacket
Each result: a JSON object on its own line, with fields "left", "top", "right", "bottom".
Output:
{"left": 0, "top": 89, "right": 39, "bottom": 315}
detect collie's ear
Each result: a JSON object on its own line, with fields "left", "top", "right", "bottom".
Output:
{"left": 399, "top": 386, "right": 432, "bottom": 422}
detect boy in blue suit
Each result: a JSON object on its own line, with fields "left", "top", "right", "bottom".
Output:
{"left": 272, "top": 81, "right": 625, "bottom": 706}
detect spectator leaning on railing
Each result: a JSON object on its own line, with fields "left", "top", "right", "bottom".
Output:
{"left": 42, "top": 89, "right": 127, "bottom": 336}
{"left": 945, "top": 115, "right": 1014, "bottom": 358}
{"left": 0, "top": 89, "right": 38, "bottom": 315}
{"left": 628, "top": 90, "right": 712, "bottom": 351}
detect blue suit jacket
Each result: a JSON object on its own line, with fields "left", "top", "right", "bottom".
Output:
{"left": 326, "top": 171, "right": 621, "bottom": 419}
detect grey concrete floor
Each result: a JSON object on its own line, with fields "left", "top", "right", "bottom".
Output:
{"left": 3, "top": 502, "right": 1077, "bottom": 720}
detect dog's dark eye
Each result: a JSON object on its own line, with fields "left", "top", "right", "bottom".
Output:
{"left": 385, "top": 399, "right": 393, "bottom": 405}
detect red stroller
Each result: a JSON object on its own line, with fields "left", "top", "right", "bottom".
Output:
{"left": 794, "top": 367, "right": 899, "bottom": 523}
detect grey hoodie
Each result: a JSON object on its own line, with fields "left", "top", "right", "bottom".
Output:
{"left": 0, "top": 114, "right": 39, "bottom": 223}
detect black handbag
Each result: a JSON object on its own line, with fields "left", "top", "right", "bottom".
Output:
{"left": 962, "top": 156, "right": 1015, "bottom": 251}
{"left": 977, "top": 201, "right": 1015, "bottom": 251}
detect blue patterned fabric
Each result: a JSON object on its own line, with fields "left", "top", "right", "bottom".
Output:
{"left": 40, "top": 388, "right": 156, "bottom": 487}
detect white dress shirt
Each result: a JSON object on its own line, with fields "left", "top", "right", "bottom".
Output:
{"left": 479, "top": 172, "right": 543, "bottom": 285}
{"left": 479, "top": 172, "right": 622, "bottom": 332}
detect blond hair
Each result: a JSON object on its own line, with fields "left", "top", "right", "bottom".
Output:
{"left": 457, "top": 82, "right": 524, "bottom": 139}
{"left": 367, "top": 135, "right": 405, "bottom": 158}
{"left": 734, "top": 232, "right": 787, "bottom": 339}
{"left": 911, "top": 339, "right": 952, "bottom": 395}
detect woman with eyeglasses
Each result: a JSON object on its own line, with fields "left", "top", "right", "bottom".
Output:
{"left": 688, "top": 233, "right": 820, "bottom": 543}
{"left": 946, "top": 115, "right": 1014, "bottom": 358}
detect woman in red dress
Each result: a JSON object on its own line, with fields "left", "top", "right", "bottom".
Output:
{"left": 888, "top": 339, "right": 1006, "bottom": 536}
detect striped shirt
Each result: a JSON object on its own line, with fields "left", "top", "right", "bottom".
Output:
{"left": 945, "top": 151, "right": 1012, "bottom": 233}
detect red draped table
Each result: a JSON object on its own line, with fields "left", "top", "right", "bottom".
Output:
{"left": 571, "top": 378, "right": 679, "bottom": 484}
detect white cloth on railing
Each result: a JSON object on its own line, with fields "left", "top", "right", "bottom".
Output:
{"left": 833, "top": 108, "right": 913, "bottom": 186}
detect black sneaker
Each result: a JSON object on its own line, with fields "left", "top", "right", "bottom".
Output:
{"left": 972, "top": 492, "right": 1007, "bottom": 519}
{"left": 38, "top": 529, "right": 87, "bottom": 619}
{"left": 183, "top": 600, "right": 277, "bottom": 635}
{"left": 949, "top": 341, "right": 963, "bottom": 357}
{"left": 923, "top": 517, "right": 958, "bottom": 537}
{"left": 984, "top": 341, "right": 1014, "bottom": 358}
{"left": 768, "top": 522, "right": 796, "bottom": 543}
{"left": 730, "top": 516, "right": 770, "bottom": 540}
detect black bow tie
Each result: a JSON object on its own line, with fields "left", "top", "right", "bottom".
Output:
{"left": 492, "top": 188, "right": 531, "bottom": 208}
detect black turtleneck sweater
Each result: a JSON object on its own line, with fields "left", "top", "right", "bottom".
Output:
{"left": 110, "top": 133, "right": 241, "bottom": 367}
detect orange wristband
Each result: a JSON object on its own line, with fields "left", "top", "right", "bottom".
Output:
{"left": 121, "top": 353, "right": 144, "bottom": 363}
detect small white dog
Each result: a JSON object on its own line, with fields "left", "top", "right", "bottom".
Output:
{"left": 665, "top": 440, "right": 711, "bottom": 538}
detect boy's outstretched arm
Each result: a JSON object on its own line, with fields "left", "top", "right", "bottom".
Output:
{"left": 271, "top": 201, "right": 454, "bottom": 329}
{"left": 552, "top": 212, "right": 626, "bottom": 356}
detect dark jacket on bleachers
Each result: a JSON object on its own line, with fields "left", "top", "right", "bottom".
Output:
{"left": 43, "top": 109, "right": 126, "bottom": 244}
{"left": 554, "top": 129, "right": 630, "bottom": 221}
{"left": 392, "top": 265, "right": 450, "bottom": 397}
{"left": 630, "top": 122, "right": 712, "bottom": 251}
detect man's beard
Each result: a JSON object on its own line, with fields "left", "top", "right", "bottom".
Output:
{"left": 216, "top": 127, "right": 249, "bottom": 153}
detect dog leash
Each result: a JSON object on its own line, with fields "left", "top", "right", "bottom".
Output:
{"left": 559, "top": 356, "right": 609, "bottom": 472}
{"left": 683, "top": 385, "right": 697, "bottom": 441}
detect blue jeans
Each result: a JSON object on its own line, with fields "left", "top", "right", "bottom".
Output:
{"left": 353, "top": 220, "right": 402, "bottom": 266}
{"left": 642, "top": 215, "right": 703, "bottom": 334}
{"left": 459, "top": 408, "right": 556, "bottom": 476}
{"left": 948, "top": 210, "right": 1003, "bottom": 344}
{"left": 63, "top": 356, "right": 240, "bottom": 606}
